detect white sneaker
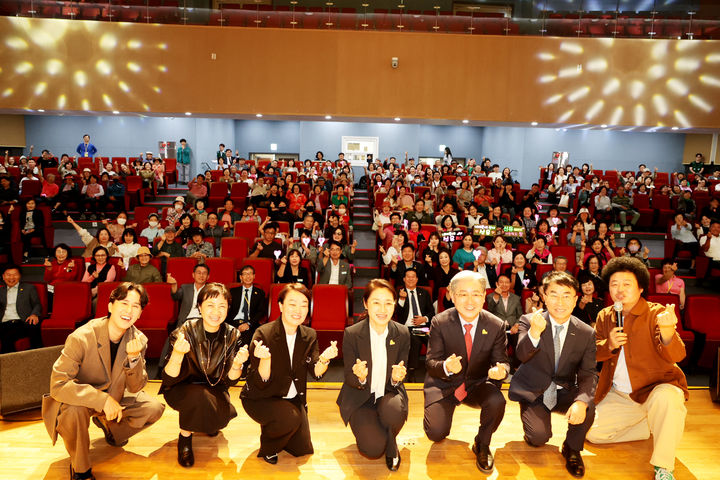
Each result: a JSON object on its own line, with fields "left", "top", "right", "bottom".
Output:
{"left": 654, "top": 466, "right": 675, "bottom": 480}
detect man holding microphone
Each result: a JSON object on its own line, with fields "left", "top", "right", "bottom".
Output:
{"left": 587, "top": 257, "right": 688, "bottom": 480}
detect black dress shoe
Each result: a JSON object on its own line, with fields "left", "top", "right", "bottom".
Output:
{"left": 207, "top": 431, "right": 219, "bottom": 437}
{"left": 385, "top": 454, "right": 401, "bottom": 471}
{"left": 263, "top": 454, "right": 278, "bottom": 464}
{"left": 561, "top": 442, "right": 585, "bottom": 478}
{"left": 178, "top": 434, "right": 194, "bottom": 468}
{"left": 70, "top": 465, "right": 96, "bottom": 480}
{"left": 92, "top": 417, "right": 127, "bottom": 447}
{"left": 472, "top": 442, "right": 494, "bottom": 474}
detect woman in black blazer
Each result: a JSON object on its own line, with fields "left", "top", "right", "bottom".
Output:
{"left": 337, "top": 279, "right": 410, "bottom": 470}
{"left": 19, "top": 198, "right": 47, "bottom": 262}
{"left": 503, "top": 251, "right": 537, "bottom": 296}
{"left": 276, "top": 248, "right": 310, "bottom": 285}
{"left": 241, "top": 283, "right": 338, "bottom": 464}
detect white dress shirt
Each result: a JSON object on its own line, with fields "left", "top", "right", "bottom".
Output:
{"left": 187, "top": 283, "right": 204, "bottom": 320}
{"left": 443, "top": 315, "right": 478, "bottom": 376}
{"left": 528, "top": 314, "right": 570, "bottom": 389}
{"left": 329, "top": 259, "right": 341, "bottom": 284}
{"left": 700, "top": 234, "right": 720, "bottom": 261}
{"left": 234, "top": 286, "right": 253, "bottom": 321}
{"left": 369, "top": 326, "right": 389, "bottom": 401}
{"left": 399, "top": 288, "right": 421, "bottom": 326}
{"left": 612, "top": 347, "right": 633, "bottom": 394}
{"left": 2, "top": 285, "right": 20, "bottom": 322}
{"left": 283, "top": 332, "right": 298, "bottom": 399}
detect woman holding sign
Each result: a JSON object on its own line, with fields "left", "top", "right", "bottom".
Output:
{"left": 337, "top": 279, "right": 411, "bottom": 471}
{"left": 241, "top": 284, "right": 339, "bottom": 464}
{"left": 161, "top": 283, "right": 249, "bottom": 468}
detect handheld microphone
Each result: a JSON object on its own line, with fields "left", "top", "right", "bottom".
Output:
{"left": 613, "top": 301, "right": 624, "bottom": 330}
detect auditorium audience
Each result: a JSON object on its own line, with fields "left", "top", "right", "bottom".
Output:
{"left": 0, "top": 264, "right": 43, "bottom": 352}
{"left": 124, "top": 247, "right": 162, "bottom": 284}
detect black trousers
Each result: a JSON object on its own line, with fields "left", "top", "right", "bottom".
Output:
{"left": 519, "top": 387, "right": 595, "bottom": 452}
{"left": 348, "top": 393, "right": 408, "bottom": 459}
{"left": 21, "top": 230, "right": 47, "bottom": 257}
{"left": 423, "top": 381, "right": 506, "bottom": 447}
{"left": 673, "top": 241, "right": 699, "bottom": 259}
{"left": 164, "top": 383, "right": 236, "bottom": 434}
{"left": 0, "top": 319, "right": 42, "bottom": 353}
{"left": 408, "top": 333, "right": 428, "bottom": 370}
{"left": 241, "top": 395, "right": 313, "bottom": 458}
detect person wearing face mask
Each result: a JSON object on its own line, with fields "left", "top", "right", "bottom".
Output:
{"left": 140, "top": 213, "right": 163, "bottom": 244}
{"left": 620, "top": 237, "right": 650, "bottom": 266}
{"left": 166, "top": 197, "right": 186, "bottom": 226}
{"left": 103, "top": 212, "right": 137, "bottom": 244}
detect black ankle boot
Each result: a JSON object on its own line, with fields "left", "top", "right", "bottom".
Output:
{"left": 177, "top": 433, "right": 194, "bottom": 467}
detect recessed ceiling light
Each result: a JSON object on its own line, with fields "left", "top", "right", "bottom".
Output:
{"left": 562, "top": 128, "right": 567, "bottom": 132}
{"left": 325, "top": 115, "right": 332, "bottom": 120}
{"left": 112, "top": 110, "right": 120, "bottom": 114}
{"left": 394, "top": 117, "right": 401, "bottom": 121}
{"left": 37, "top": 109, "right": 45, "bottom": 112}
{"left": 601, "top": 124, "right": 608, "bottom": 128}
{"left": 462, "top": 119, "right": 469, "bottom": 124}
{"left": 256, "top": 113, "right": 263, "bottom": 118}
{"left": 672, "top": 126, "right": 679, "bottom": 130}
{"left": 531, "top": 121, "right": 538, "bottom": 126}
{"left": 184, "top": 112, "right": 191, "bottom": 116}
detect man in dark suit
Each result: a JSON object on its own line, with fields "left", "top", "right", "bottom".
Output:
{"left": 486, "top": 274, "right": 524, "bottom": 368}
{"left": 0, "top": 264, "right": 43, "bottom": 352}
{"left": 423, "top": 270, "right": 509, "bottom": 474}
{"left": 337, "top": 281, "right": 411, "bottom": 471}
{"left": 227, "top": 265, "right": 267, "bottom": 345}
{"left": 394, "top": 268, "right": 434, "bottom": 378}
{"left": 509, "top": 271, "right": 597, "bottom": 478}
{"left": 316, "top": 240, "right": 353, "bottom": 288}
{"left": 391, "top": 243, "right": 428, "bottom": 288}
{"left": 168, "top": 263, "right": 210, "bottom": 327}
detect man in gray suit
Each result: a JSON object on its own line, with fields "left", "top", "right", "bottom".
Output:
{"left": 486, "top": 274, "right": 523, "bottom": 368}
{"left": 317, "top": 240, "right": 352, "bottom": 288}
{"left": 167, "top": 263, "right": 210, "bottom": 327}
{"left": 509, "top": 271, "right": 597, "bottom": 478}
{"left": 42, "top": 283, "right": 164, "bottom": 480}
{"left": 0, "top": 264, "right": 43, "bottom": 352}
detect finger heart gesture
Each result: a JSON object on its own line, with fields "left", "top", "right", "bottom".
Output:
{"left": 253, "top": 340, "right": 271, "bottom": 359}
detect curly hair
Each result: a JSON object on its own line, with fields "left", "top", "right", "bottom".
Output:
{"left": 601, "top": 256, "right": 650, "bottom": 297}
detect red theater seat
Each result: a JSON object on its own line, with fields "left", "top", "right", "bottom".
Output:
{"left": 646, "top": 294, "right": 694, "bottom": 366}
{"left": 220, "top": 237, "right": 248, "bottom": 269}
{"left": 135, "top": 283, "right": 177, "bottom": 358}
{"left": 241, "top": 258, "right": 274, "bottom": 293}
{"left": 166, "top": 257, "right": 198, "bottom": 285}
{"left": 234, "top": 221, "right": 260, "bottom": 241}
{"left": 268, "top": 283, "right": 289, "bottom": 323}
{"left": 41, "top": 282, "right": 91, "bottom": 347}
{"left": 684, "top": 294, "right": 720, "bottom": 368}
{"left": 311, "top": 284, "right": 350, "bottom": 355}
{"left": 203, "top": 257, "right": 236, "bottom": 284}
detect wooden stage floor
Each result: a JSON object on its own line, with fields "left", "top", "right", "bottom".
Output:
{"left": 1, "top": 382, "right": 718, "bottom": 480}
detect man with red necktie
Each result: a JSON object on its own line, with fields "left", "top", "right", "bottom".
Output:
{"left": 423, "top": 270, "right": 509, "bottom": 474}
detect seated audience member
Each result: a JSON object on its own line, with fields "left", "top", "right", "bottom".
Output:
{"left": 140, "top": 213, "right": 163, "bottom": 244}
{"left": 220, "top": 198, "right": 242, "bottom": 225}
{"left": 670, "top": 214, "right": 698, "bottom": 270}
{"left": 405, "top": 199, "right": 433, "bottom": 225}
{"left": 588, "top": 257, "right": 688, "bottom": 480}
{"left": 276, "top": 249, "right": 310, "bottom": 285}
{"left": 53, "top": 174, "right": 80, "bottom": 214}
{"left": 0, "top": 176, "right": 19, "bottom": 205}
{"left": 81, "top": 246, "right": 117, "bottom": 298}
{"left": 153, "top": 226, "right": 184, "bottom": 258}
{"left": 526, "top": 236, "right": 553, "bottom": 266}
{"left": 166, "top": 197, "right": 186, "bottom": 226}
{"left": 161, "top": 283, "right": 248, "bottom": 468}
{"left": 227, "top": 265, "right": 267, "bottom": 345}
{"left": 428, "top": 247, "right": 459, "bottom": 300}
{"left": 139, "top": 162, "right": 155, "bottom": 189}
{"left": 19, "top": 198, "right": 48, "bottom": 262}
{"left": 567, "top": 220, "right": 588, "bottom": 264}
{"left": 249, "top": 222, "right": 284, "bottom": 260}
{"left": 43, "top": 243, "right": 80, "bottom": 298}
{"left": 509, "top": 271, "right": 597, "bottom": 478}
{"left": 337, "top": 279, "right": 409, "bottom": 471}
{"left": 472, "top": 246, "right": 498, "bottom": 289}
{"left": 102, "top": 212, "right": 136, "bottom": 244}
{"left": 176, "top": 213, "right": 194, "bottom": 244}
{"left": 323, "top": 213, "right": 346, "bottom": 240}
{"left": 189, "top": 199, "right": 208, "bottom": 230}
{"left": 582, "top": 238, "right": 615, "bottom": 267}
{"left": 534, "top": 220, "right": 557, "bottom": 246}
{"left": 185, "top": 228, "right": 214, "bottom": 263}
{"left": 203, "top": 212, "right": 231, "bottom": 253}
{"left": 453, "top": 234, "right": 478, "bottom": 269}
{"left": 593, "top": 186, "right": 613, "bottom": 224}
{"left": 68, "top": 216, "right": 118, "bottom": 258}
{"left": 394, "top": 268, "right": 434, "bottom": 379}
{"left": 124, "top": 247, "right": 162, "bottom": 284}
{"left": 524, "top": 286, "right": 545, "bottom": 314}
{"left": 572, "top": 272, "right": 604, "bottom": 327}
{"left": 105, "top": 177, "right": 125, "bottom": 212}
{"left": 486, "top": 274, "right": 523, "bottom": 365}
{"left": 423, "top": 271, "right": 509, "bottom": 474}
{"left": 40, "top": 173, "right": 59, "bottom": 204}
{"left": 317, "top": 240, "right": 353, "bottom": 288}
{"left": 42, "top": 283, "right": 164, "bottom": 480}
{"left": 620, "top": 237, "right": 650, "bottom": 267}
{"left": 487, "top": 235, "right": 513, "bottom": 275}
{"left": 240, "top": 205, "right": 262, "bottom": 224}
{"left": 116, "top": 229, "right": 141, "bottom": 270}
{"left": 504, "top": 252, "right": 538, "bottom": 296}
{"left": 391, "top": 243, "right": 427, "bottom": 288}
{"left": 329, "top": 226, "right": 356, "bottom": 263}
{"left": 168, "top": 263, "right": 210, "bottom": 328}
{"left": 81, "top": 175, "right": 104, "bottom": 220}
{"left": 611, "top": 185, "right": 640, "bottom": 231}
{"left": 698, "top": 220, "right": 720, "bottom": 286}
{"left": 0, "top": 264, "right": 43, "bottom": 352}
{"left": 380, "top": 233, "right": 404, "bottom": 266}
{"left": 654, "top": 259, "right": 686, "bottom": 310}
{"left": 241, "top": 284, "right": 338, "bottom": 465}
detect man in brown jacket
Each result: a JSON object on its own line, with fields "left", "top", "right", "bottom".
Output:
{"left": 587, "top": 257, "right": 688, "bottom": 480}
{"left": 42, "top": 283, "right": 164, "bottom": 480}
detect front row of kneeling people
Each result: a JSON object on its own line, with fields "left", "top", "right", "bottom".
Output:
{"left": 43, "top": 256, "right": 688, "bottom": 480}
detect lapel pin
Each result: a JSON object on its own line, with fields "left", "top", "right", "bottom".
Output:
{"left": 482, "top": 329, "right": 488, "bottom": 335}
{"left": 390, "top": 339, "right": 395, "bottom": 345}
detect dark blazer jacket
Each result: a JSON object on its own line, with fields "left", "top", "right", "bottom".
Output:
{"left": 392, "top": 260, "right": 429, "bottom": 288}
{"left": 474, "top": 263, "right": 498, "bottom": 289}
{"left": 316, "top": 257, "right": 353, "bottom": 288}
{"left": 0, "top": 282, "right": 42, "bottom": 322}
{"left": 241, "top": 319, "right": 322, "bottom": 403}
{"left": 394, "top": 287, "right": 434, "bottom": 327}
{"left": 424, "top": 308, "right": 509, "bottom": 407}
{"left": 336, "top": 319, "right": 411, "bottom": 424}
{"left": 508, "top": 311, "right": 597, "bottom": 406}
{"left": 20, "top": 208, "right": 45, "bottom": 232}
{"left": 171, "top": 283, "right": 202, "bottom": 327}
{"left": 227, "top": 284, "right": 267, "bottom": 330}
{"left": 503, "top": 265, "right": 538, "bottom": 296}
{"left": 485, "top": 292, "right": 523, "bottom": 328}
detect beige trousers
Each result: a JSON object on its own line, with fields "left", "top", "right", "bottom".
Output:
{"left": 586, "top": 384, "right": 686, "bottom": 470}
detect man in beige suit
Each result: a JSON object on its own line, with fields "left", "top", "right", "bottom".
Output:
{"left": 42, "top": 283, "right": 165, "bottom": 480}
